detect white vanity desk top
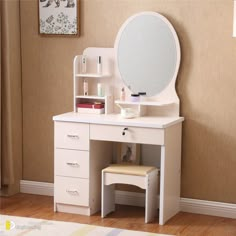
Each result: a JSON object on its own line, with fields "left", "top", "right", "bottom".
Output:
{"left": 53, "top": 112, "right": 184, "bottom": 129}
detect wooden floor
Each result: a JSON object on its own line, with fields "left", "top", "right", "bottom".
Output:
{"left": 0, "top": 193, "right": 236, "bottom": 235}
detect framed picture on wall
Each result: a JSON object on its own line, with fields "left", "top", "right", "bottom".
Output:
{"left": 117, "top": 143, "right": 140, "bottom": 165}
{"left": 39, "top": 0, "right": 79, "bottom": 35}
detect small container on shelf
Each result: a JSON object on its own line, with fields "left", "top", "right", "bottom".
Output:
{"left": 138, "top": 92, "right": 147, "bottom": 102}
{"left": 97, "top": 56, "right": 102, "bottom": 74}
{"left": 83, "top": 79, "right": 88, "bottom": 96}
{"left": 130, "top": 93, "right": 140, "bottom": 102}
{"left": 97, "top": 83, "right": 104, "bottom": 97}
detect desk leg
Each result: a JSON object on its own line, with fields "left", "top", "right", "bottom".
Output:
{"left": 159, "top": 123, "right": 182, "bottom": 225}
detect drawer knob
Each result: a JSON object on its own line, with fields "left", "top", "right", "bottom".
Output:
{"left": 66, "top": 162, "right": 80, "bottom": 167}
{"left": 122, "top": 127, "right": 128, "bottom": 135}
{"left": 67, "top": 134, "right": 79, "bottom": 139}
{"left": 66, "top": 189, "right": 79, "bottom": 195}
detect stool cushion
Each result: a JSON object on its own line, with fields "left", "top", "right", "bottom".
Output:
{"left": 103, "top": 164, "right": 158, "bottom": 176}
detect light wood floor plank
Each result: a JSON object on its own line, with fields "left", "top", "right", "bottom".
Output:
{"left": 1, "top": 193, "right": 236, "bottom": 235}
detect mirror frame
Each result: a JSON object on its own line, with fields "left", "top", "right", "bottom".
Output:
{"left": 114, "top": 11, "right": 181, "bottom": 99}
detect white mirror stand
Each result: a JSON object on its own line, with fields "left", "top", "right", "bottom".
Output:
{"left": 73, "top": 12, "right": 181, "bottom": 117}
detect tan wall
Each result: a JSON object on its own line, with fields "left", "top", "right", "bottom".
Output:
{"left": 20, "top": 0, "right": 236, "bottom": 203}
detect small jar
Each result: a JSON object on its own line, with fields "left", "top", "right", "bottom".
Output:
{"left": 138, "top": 92, "right": 147, "bottom": 102}
{"left": 130, "top": 94, "right": 140, "bottom": 102}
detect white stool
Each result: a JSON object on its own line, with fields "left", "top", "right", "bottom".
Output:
{"left": 101, "top": 164, "right": 159, "bottom": 223}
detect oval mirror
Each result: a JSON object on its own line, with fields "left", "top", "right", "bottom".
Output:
{"left": 115, "top": 12, "right": 180, "bottom": 97}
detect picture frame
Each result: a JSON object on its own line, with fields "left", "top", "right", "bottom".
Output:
{"left": 38, "top": 0, "right": 79, "bottom": 35}
{"left": 117, "top": 143, "right": 140, "bottom": 165}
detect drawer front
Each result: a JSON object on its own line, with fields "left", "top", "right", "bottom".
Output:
{"left": 55, "top": 122, "right": 89, "bottom": 150}
{"left": 55, "top": 149, "right": 89, "bottom": 178}
{"left": 54, "top": 176, "right": 89, "bottom": 206}
{"left": 90, "top": 124, "right": 164, "bottom": 145}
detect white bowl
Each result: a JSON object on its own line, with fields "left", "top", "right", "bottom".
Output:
{"left": 120, "top": 108, "right": 136, "bottom": 119}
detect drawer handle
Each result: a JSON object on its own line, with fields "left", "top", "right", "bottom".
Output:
{"left": 67, "top": 134, "right": 79, "bottom": 139}
{"left": 66, "top": 162, "right": 80, "bottom": 167}
{"left": 122, "top": 127, "right": 128, "bottom": 135}
{"left": 66, "top": 189, "right": 79, "bottom": 195}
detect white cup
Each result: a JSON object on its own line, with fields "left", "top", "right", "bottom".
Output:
{"left": 120, "top": 108, "right": 136, "bottom": 119}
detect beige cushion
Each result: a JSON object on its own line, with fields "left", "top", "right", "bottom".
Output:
{"left": 103, "top": 164, "right": 159, "bottom": 176}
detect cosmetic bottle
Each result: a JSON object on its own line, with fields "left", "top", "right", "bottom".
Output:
{"left": 97, "top": 56, "right": 102, "bottom": 74}
{"left": 120, "top": 87, "right": 126, "bottom": 101}
{"left": 81, "top": 55, "right": 87, "bottom": 73}
{"left": 97, "top": 83, "right": 103, "bottom": 97}
{"left": 83, "top": 79, "right": 88, "bottom": 96}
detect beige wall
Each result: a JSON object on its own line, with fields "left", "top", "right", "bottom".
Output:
{"left": 20, "top": 0, "right": 236, "bottom": 203}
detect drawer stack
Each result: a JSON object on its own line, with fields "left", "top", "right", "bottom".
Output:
{"left": 54, "top": 122, "right": 91, "bottom": 215}
{"left": 54, "top": 121, "right": 112, "bottom": 215}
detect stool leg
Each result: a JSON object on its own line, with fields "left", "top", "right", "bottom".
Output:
{"left": 101, "top": 172, "right": 115, "bottom": 218}
{"left": 145, "top": 170, "right": 158, "bottom": 223}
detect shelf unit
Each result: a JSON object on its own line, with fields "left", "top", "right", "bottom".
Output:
{"left": 75, "top": 73, "right": 110, "bottom": 78}
{"left": 72, "top": 47, "right": 179, "bottom": 117}
{"left": 73, "top": 48, "right": 115, "bottom": 114}
{"left": 114, "top": 100, "right": 174, "bottom": 117}
{"left": 115, "top": 100, "right": 174, "bottom": 106}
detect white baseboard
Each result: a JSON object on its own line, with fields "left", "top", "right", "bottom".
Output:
{"left": 20, "top": 180, "right": 236, "bottom": 219}
{"left": 20, "top": 180, "right": 54, "bottom": 196}
{"left": 180, "top": 197, "right": 236, "bottom": 219}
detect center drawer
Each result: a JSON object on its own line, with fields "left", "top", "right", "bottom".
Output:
{"left": 55, "top": 149, "right": 89, "bottom": 178}
{"left": 90, "top": 124, "right": 164, "bottom": 145}
{"left": 55, "top": 121, "right": 89, "bottom": 150}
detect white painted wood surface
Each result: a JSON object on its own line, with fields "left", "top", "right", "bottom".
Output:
{"left": 159, "top": 123, "right": 182, "bottom": 225}
{"left": 53, "top": 114, "right": 183, "bottom": 224}
{"left": 73, "top": 48, "right": 115, "bottom": 114}
{"left": 73, "top": 47, "right": 181, "bottom": 117}
{"left": 54, "top": 120, "right": 113, "bottom": 215}
{"left": 89, "top": 140, "right": 113, "bottom": 215}
{"left": 90, "top": 124, "right": 164, "bottom": 145}
{"left": 54, "top": 45, "right": 183, "bottom": 224}
{"left": 54, "top": 176, "right": 89, "bottom": 206}
{"left": 102, "top": 167, "right": 158, "bottom": 223}
{"left": 55, "top": 122, "right": 89, "bottom": 150}
{"left": 55, "top": 149, "right": 89, "bottom": 178}
{"left": 53, "top": 112, "right": 184, "bottom": 129}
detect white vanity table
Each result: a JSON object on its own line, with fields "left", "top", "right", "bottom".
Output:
{"left": 53, "top": 12, "right": 184, "bottom": 225}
